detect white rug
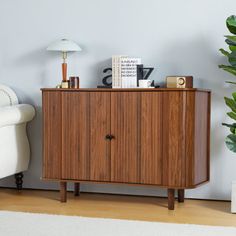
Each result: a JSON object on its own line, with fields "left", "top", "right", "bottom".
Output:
{"left": 0, "top": 211, "right": 236, "bottom": 236}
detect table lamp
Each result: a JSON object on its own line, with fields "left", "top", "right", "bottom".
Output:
{"left": 47, "top": 39, "right": 82, "bottom": 83}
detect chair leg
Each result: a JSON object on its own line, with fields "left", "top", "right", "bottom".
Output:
{"left": 15, "top": 172, "right": 23, "bottom": 191}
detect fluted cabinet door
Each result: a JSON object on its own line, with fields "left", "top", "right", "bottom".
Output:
{"left": 62, "top": 92, "right": 90, "bottom": 180}
{"left": 162, "top": 92, "right": 186, "bottom": 187}
{"left": 42, "top": 91, "right": 62, "bottom": 179}
{"left": 89, "top": 92, "right": 111, "bottom": 181}
{"left": 61, "top": 92, "right": 111, "bottom": 181}
{"left": 111, "top": 92, "right": 140, "bottom": 183}
{"left": 140, "top": 92, "right": 163, "bottom": 185}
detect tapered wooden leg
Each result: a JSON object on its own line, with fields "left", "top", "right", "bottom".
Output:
{"left": 60, "top": 182, "right": 67, "bottom": 203}
{"left": 178, "top": 189, "right": 185, "bottom": 203}
{"left": 168, "top": 189, "right": 175, "bottom": 210}
{"left": 15, "top": 172, "right": 23, "bottom": 191}
{"left": 74, "top": 183, "right": 80, "bottom": 196}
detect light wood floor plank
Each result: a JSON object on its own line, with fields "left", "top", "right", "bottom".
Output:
{"left": 0, "top": 188, "right": 235, "bottom": 227}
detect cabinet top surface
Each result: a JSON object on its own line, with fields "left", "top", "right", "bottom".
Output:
{"left": 41, "top": 88, "right": 211, "bottom": 92}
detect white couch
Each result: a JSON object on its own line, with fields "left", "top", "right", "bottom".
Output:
{"left": 0, "top": 84, "right": 35, "bottom": 189}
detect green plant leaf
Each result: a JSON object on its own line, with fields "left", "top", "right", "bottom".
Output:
{"left": 224, "top": 97, "right": 236, "bottom": 112}
{"left": 227, "top": 111, "right": 236, "bottom": 120}
{"left": 229, "top": 45, "right": 236, "bottom": 51}
{"left": 222, "top": 123, "right": 236, "bottom": 133}
{"left": 226, "top": 15, "right": 236, "bottom": 35}
{"left": 219, "top": 48, "right": 230, "bottom": 56}
{"left": 219, "top": 65, "right": 236, "bottom": 76}
{"left": 225, "top": 81, "right": 236, "bottom": 85}
{"left": 225, "top": 35, "right": 236, "bottom": 42}
{"left": 229, "top": 51, "right": 236, "bottom": 66}
{"left": 232, "top": 92, "right": 236, "bottom": 101}
{"left": 225, "top": 134, "right": 236, "bottom": 152}
{"left": 225, "top": 39, "right": 236, "bottom": 46}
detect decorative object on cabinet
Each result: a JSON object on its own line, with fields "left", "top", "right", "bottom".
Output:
{"left": 166, "top": 76, "right": 193, "bottom": 88}
{"left": 69, "top": 77, "right": 80, "bottom": 89}
{"left": 0, "top": 84, "right": 35, "bottom": 190}
{"left": 136, "top": 64, "right": 154, "bottom": 81}
{"left": 100, "top": 68, "right": 112, "bottom": 88}
{"left": 138, "top": 79, "right": 152, "bottom": 88}
{"left": 112, "top": 56, "right": 141, "bottom": 88}
{"left": 47, "top": 39, "right": 81, "bottom": 84}
{"left": 42, "top": 88, "right": 211, "bottom": 210}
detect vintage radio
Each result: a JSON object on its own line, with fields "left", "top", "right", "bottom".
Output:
{"left": 166, "top": 76, "right": 193, "bottom": 88}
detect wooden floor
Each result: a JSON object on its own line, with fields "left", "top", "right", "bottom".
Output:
{"left": 0, "top": 188, "right": 235, "bottom": 227}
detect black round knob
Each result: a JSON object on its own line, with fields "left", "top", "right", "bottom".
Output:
{"left": 105, "top": 134, "right": 115, "bottom": 140}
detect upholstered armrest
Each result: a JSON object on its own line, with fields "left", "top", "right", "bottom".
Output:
{"left": 0, "top": 104, "right": 35, "bottom": 128}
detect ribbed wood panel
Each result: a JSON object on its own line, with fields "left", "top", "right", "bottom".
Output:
{"left": 140, "top": 92, "right": 163, "bottom": 185}
{"left": 111, "top": 92, "right": 140, "bottom": 183}
{"left": 42, "top": 91, "right": 62, "bottom": 179}
{"left": 62, "top": 92, "right": 90, "bottom": 180}
{"left": 89, "top": 92, "right": 111, "bottom": 181}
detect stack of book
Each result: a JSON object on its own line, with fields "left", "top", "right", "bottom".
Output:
{"left": 112, "top": 55, "right": 141, "bottom": 88}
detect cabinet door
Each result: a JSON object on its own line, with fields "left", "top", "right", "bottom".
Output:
{"left": 111, "top": 92, "right": 140, "bottom": 183}
{"left": 42, "top": 91, "right": 62, "bottom": 179}
{"left": 61, "top": 92, "right": 111, "bottom": 181}
{"left": 140, "top": 92, "right": 163, "bottom": 185}
{"left": 162, "top": 92, "right": 186, "bottom": 187}
{"left": 62, "top": 92, "right": 90, "bottom": 180}
{"left": 89, "top": 92, "right": 111, "bottom": 181}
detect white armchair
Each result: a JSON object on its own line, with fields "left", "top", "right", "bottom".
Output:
{"left": 0, "top": 84, "right": 35, "bottom": 190}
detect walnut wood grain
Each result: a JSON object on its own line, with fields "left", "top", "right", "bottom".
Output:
{"left": 60, "top": 182, "right": 67, "bottom": 202}
{"left": 41, "top": 88, "right": 211, "bottom": 92}
{"left": 162, "top": 92, "right": 186, "bottom": 187}
{"left": 42, "top": 91, "right": 62, "bottom": 179}
{"left": 62, "top": 92, "right": 90, "bottom": 180}
{"left": 185, "top": 92, "right": 195, "bottom": 187}
{"left": 194, "top": 92, "right": 210, "bottom": 184}
{"left": 140, "top": 92, "right": 162, "bottom": 185}
{"left": 42, "top": 89, "right": 211, "bottom": 209}
{"left": 168, "top": 189, "right": 175, "bottom": 210}
{"left": 111, "top": 92, "right": 140, "bottom": 183}
{"left": 89, "top": 92, "right": 111, "bottom": 181}
{"left": 178, "top": 189, "right": 185, "bottom": 202}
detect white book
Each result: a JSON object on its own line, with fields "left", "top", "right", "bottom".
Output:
{"left": 112, "top": 55, "right": 127, "bottom": 88}
{"left": 120, "top": 58, "right": 141, "bottom": 88}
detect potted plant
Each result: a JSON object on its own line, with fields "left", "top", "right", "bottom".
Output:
{"left": 219, "top": 15, "right": 236, "bottom": 213}
{"left": 219, "top": 15, "right": 236, "bottom": 152}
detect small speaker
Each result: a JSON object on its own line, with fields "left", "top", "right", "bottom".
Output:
{"left": 166, "top": 76, "right": 193, "bottom": 88}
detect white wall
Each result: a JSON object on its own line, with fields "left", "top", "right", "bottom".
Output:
{"left": 0, "top": 0, "right": 236, "bottom": 200}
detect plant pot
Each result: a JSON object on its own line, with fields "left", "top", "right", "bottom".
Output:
{"left": 231, "top": 181, "right": 236, "bottom": 213}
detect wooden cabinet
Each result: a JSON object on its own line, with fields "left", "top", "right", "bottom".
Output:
{"left": 42, "top": 88, "right": 211, "bottom": 210}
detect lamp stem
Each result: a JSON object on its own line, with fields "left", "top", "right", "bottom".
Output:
{"left": 61, "top": 51, "right": 68, "bottom": 82}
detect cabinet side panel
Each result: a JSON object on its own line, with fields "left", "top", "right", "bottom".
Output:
{"left": 62, "top": 92, "right": 90, "bottom": 180}
{"left": 90, "top": 92, "right": 111, "bottom": 181}
{"left": 140, "top": 92, "right": 162, "bottom": 185}
{"left": 162, "top": 92, "right": 186, "bottom": 187}
{"left": 194, "top": 92, "right": 210, "bottom": 184}
{"left": 111, "top": 92, "right": 140, "bottom": 183}
{"left": 185, "top": 92, "right": 195, "bottom": 187}
{"left": 42, "top": 91, "right": 62, "bottom": 179}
